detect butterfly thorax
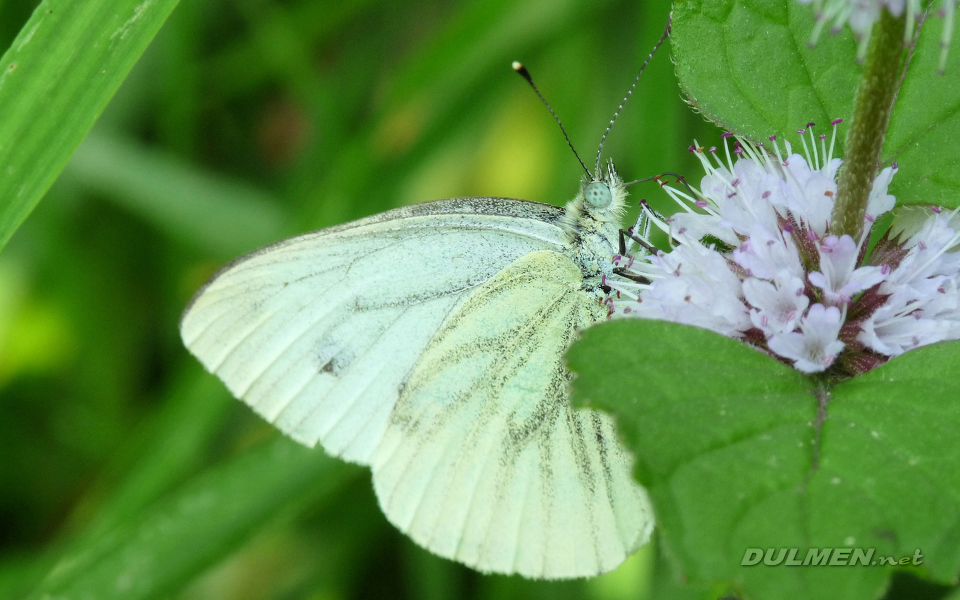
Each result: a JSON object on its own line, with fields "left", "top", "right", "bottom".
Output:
{"left": 560, "top": 167, "right": 627, "bottom": 292}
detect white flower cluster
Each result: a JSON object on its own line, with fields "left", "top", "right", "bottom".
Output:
{"left": 607, "top": 122, "right": 960, "bottom": 375}
{"left": 797, "top": 0, "right": 956, "bottom": 72}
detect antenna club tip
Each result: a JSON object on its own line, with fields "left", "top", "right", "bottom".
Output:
{"left": 512, "top": 61, "right": 524, "bottom": 71}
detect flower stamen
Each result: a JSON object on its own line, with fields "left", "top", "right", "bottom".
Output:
{"left": 604, "top": 126, "right": 952, "bottom": 378}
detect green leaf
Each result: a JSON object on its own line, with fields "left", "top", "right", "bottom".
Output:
{"left": 648, "top": 539, "right": 725, "bottom": 600}
{"left": 671, "top": 0, "right": 960, "bottom": 207}
{"left": 944, "top": 586, "right": 960, "bottom": 600}
{"left": 567, "top": 321, "right": 960, "bottom": 599}
{"left": 828, "top": 340, "right": 960, "bottom": 581}
{"left": 0, "top": 0, "right": 181, "bottom": 252}
{"left": 26, "top": 437, "right": 360, "bottom": 600}
{"left": 671, "top": 0, "right": 860, "bottom": 148}
{"left": 882, "top": 16, "right": 960, "bottom": 208}
{"left": 567, "top": 320, "right": 832, "bottom": 596}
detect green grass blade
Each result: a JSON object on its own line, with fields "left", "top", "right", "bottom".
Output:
{"left": 66, "top": 364, "right": 236, "bottom": 541}
{"left": 0, "top": 0, "right": 181, "bottom": 252}
{"left": 27, "top": 437, "right": 358, "bottom": 600}
{"left": 67, "top": 131, "right": 286, "bottom": 257}
{"left": 0, "top": 366, "right": 235, "bottom": 600}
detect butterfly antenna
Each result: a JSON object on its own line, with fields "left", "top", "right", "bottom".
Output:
{"left": 513, "top": 61, "right": 591, "bottom": 178}
{"left": 594, "top": 13, "right": 673, "bottom": 173}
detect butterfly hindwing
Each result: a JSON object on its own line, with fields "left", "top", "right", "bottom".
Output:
{"left": 372, "top": 250, "right": 653, "bottom": 579}
{"left": 180, "top": 198, "right": 568, "bottom": 464}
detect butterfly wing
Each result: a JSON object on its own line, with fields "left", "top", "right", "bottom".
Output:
{"left": 372, "top": 250, "right": 653, "bottom": 579}
{"left": 180, "top": 198, "right": 568, "bottom": 464}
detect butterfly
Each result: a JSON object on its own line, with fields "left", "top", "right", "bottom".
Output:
{"left": 179, "top": 27, "right": 674, "bottom": 578}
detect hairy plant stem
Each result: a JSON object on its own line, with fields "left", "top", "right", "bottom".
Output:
{"left": 831, "top": 9, "right": 906, "bottom": 239}
{"left": 810, "top": 382, "right": 831, "bottom": 473}
{"left": 803, "top": 378, "right": 831, "bottom": 488}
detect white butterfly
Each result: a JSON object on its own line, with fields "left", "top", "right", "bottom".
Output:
{"left": 180, "top": 48, "right": 673, "bottom": 578}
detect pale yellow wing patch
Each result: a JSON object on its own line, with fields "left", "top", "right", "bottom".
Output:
{"left": 372, "top": 250, "right": 653, "bottom": 579}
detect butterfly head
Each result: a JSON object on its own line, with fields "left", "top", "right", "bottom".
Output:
{"left": 577, "top": 164, "right": 627, "bottom": 218}
{"left": 560, "top": 164, "right": 627, "bottom": 246}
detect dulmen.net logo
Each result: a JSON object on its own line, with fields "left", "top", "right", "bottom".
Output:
{"left": 741, "top": 548, "right": 924, "bottom": 567}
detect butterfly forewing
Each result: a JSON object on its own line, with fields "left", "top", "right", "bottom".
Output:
{"left": 372, "top": 250, "right": 653, "bottom": 579}
{"left": 180, "top": 198, "right": 569, "bottom": 464}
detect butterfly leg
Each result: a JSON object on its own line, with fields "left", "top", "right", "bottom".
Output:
{"left": 618, "top": 228, "right": 657, "bottom": 256}
{"left": 613, "top": 230, "right": 653, "bottom": 285}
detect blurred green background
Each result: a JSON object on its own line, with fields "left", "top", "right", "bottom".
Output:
{"left": 0, "top": 0, "right": 726, "bottom": 598}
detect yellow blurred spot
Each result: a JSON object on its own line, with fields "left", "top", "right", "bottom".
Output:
{"left": 469, "top": 89, "right": 555, "bottom": 203}
{"left": 587, "top": 542, "right": 654, "bottom": 600}
{"left": 399, "top": 139, "right": 474, "bottom": 207}
{"left": 0, "top": 260, "right": 74, "bottom": 387}
{"left": 398, "top": 89, "right": 556, "bottom": 208}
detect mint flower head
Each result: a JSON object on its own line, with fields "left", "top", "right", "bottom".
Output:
{"left": 798, "top": 0, "right": 957, "bottom": 72}
{"left": 608, "top": 123, "right": 960, "bottom": 378}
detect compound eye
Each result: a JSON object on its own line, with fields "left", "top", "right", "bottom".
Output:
{"left": 584, "top": 182, "right": 612, "bottom": 209}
